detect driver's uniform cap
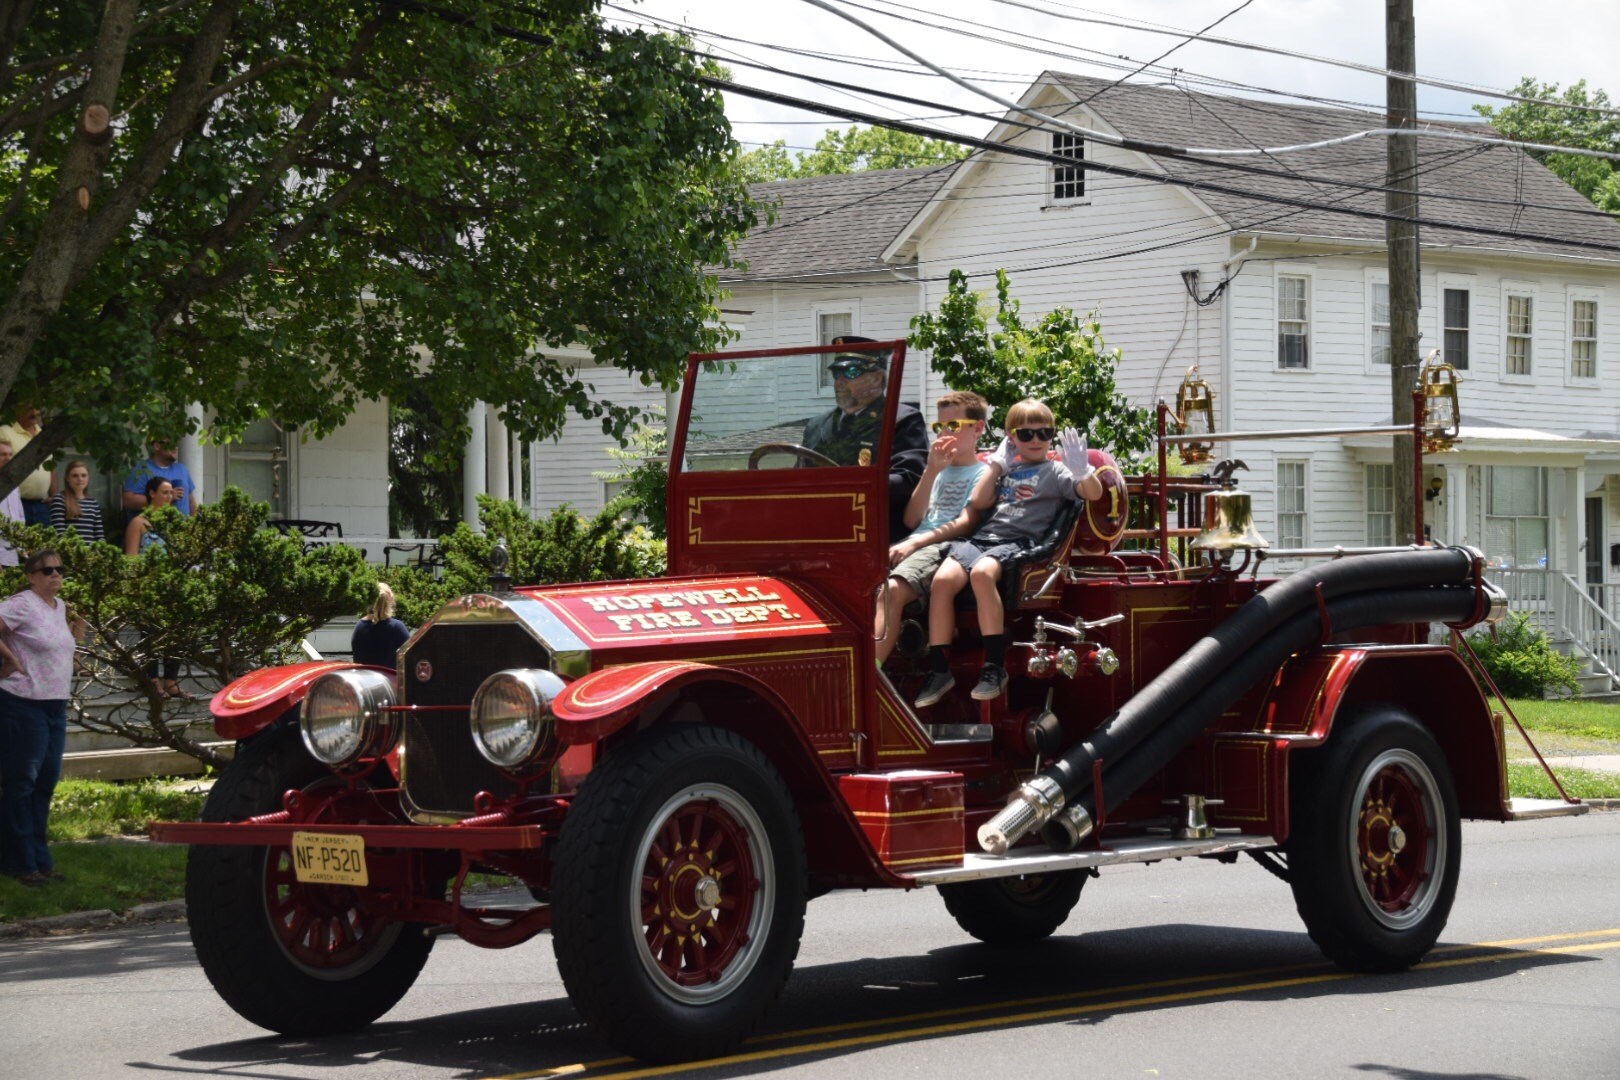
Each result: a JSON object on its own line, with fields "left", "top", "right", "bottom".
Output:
{"left": 828, "top": 335, "right": 884, "bottom": 374}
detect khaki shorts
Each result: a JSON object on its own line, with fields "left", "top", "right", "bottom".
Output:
{"left": 889, "top": 541, "right": 950, "bottom": 597}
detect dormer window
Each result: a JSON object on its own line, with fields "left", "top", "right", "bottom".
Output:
{"left": 1052, "top": 133, "right": 1085, "bottom": 201}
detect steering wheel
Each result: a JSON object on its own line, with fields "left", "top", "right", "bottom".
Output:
{"left": 748, "top": 442, "right": 839, "bottom": 469}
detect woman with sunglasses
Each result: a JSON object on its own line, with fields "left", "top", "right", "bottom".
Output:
{"left": 49, "top": 460, "right": 106, "bottom": 544}
{"left": 0, "top": 548, "right": 82, "bottom": 885}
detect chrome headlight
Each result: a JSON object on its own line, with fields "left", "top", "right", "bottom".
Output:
{"left": 470, "top": 668, "right": 565, "bottom": 772}
{"left": 300, "top": 669, "right": 400, "bottom": 770}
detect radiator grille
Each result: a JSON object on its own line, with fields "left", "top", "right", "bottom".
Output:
{"left": 400, "top": 623, "right": 550, "bottom": 818}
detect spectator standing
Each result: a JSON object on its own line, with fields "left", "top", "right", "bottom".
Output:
{"left": 0, "top": 548, "right": 82, "bottom": 885}
{"left": 49, "top": 461, "right": 106, "bottom": 544}
{"left": 124, "top": 476, "right": 175, "bottom": 555}
{"left": 123, "top": 439, "right": 198, "bottom": 517}
{"left": 0, "top": 438, "right": 26, "bottom": 568}
{"left": 352, "top": 582, "right": 411, "bottom": 668}
{"left": 0, "top": 404, "right": 57, "bottom": 527}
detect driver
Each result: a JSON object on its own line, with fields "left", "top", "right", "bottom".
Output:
{"left": 801, "top": 336, "right": 928, "bottom": 540}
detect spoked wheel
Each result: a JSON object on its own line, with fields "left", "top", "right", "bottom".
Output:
{"left": 552, "top": 724, "right": 807, "bottom": 1063}
{"left": 186, "top": 727, "right": 435, "bottom": 1034}
{"left": 939, "top": 870, "right": 1087, "bottom": 944}
{"left": 1287, "top": 707, "right": 1461, "bottom": 971}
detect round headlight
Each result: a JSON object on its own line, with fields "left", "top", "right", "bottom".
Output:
{"left": 300, "top": 669, "right": 399, "bottom": 769}
{"left": 470, "top": 669, "right": 565, "bottom": 772}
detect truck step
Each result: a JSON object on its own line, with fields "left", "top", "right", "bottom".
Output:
{"left": 1504, "top": 797, "right": 1589, "bottom": 820}
{"left": 927, "top": 723, "right": 993, "bottom": 744}
{"left": 904, "top": 833, "right": 1277, "bottom": 886}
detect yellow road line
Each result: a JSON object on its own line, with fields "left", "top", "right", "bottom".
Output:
{"left": 491, "top": 928, "right": 1620, "bottom": 1080}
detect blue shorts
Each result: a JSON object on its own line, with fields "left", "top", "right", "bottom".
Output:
{"left": 946, "top": 537, "right": 1034, "bottom": 572}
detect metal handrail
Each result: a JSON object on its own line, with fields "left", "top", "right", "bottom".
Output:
{"left": 1553, "top": 572, "right": 1620, "bottom": 688}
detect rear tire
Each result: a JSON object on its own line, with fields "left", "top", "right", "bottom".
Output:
{"left": 940, "top": 871, "right": 1087, "bottom": 944}
{"left": 1287, "top": 707, "right": 1461, "bottom": 971}
{"left": 551, "top": 724, "right": 807, "bottom": 1063}
{"left": 186, "top": 727, "right": 435, "bottom": 1035}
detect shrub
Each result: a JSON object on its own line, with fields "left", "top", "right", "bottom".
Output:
{"left": 1464, "top": 612, "right": 1581, "bottom": 699}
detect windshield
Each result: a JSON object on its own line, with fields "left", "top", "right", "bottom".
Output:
{"left": 681, "top": 351, "right": 896, "bottom": 473}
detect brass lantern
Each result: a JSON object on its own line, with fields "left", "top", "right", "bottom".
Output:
{"left": 1419, "top": 350, "right": 1461, "bottom": 453}
{"left": 1174, "top": 366, "right": 1216, "bottom": 465}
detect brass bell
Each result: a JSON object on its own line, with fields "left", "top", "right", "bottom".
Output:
{"left": 1191, "top": 486, "right": 1270, "bottom": 552}
{"left": 1174, "top": 366, "right": 1216, "bottom": 465}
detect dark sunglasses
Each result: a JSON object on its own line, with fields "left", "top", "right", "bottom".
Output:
{"left": 30, "top": 565, "right": 66, "bottom": 577}
{"left": 1013, "top": 426, "right": 1055, "bottom": 442}
{"left": 826, "top": 362, "right": 874, "bottom": 380}
{"left": 930, "top": 419, "right": 978, "bottom": 434}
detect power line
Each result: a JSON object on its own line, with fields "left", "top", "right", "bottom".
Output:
{"left": 1070, "top": 0, "right": 1256, "bottom": 108}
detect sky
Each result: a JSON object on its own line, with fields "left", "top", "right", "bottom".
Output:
{"left": 603, "top": 0, "right": 1619, "bottom": 155}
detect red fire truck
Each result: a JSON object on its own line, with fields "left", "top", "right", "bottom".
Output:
{"left": 153, "top": 339, "right": 1583, "bottom": 1063}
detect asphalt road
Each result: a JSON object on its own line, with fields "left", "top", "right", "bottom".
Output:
{"left": 3, "top": 812, "right": 1617, "bottom": 1080}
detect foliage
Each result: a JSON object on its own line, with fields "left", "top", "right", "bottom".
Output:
{"left": 0, "top": 3, "right": 757, "bottom": 497}
{"left": 380, "top": 496, "right": 666, "bottom": 626}
{"left": 1464, "top": 613, "right": 1582, "bottom": 699}
{"left": 908, "top": 269, "right": 1156, "bottom": 462}
{"left": 1475, "top": 79, "right": 1620, "bottom": 215}
{"left": 739, "top": 125, "right": 967, "bottom": 183}
{"left": 0, "top": 488, "right": 375, "bottom": 764}
{"left": 389, "top": 388, "right": 465, "bottom": 538}
{"left": 49, "top": 778, "right": 207, "bottom": 841}
{"left": 595, "top": 408, "right": 669, "bottom": 538}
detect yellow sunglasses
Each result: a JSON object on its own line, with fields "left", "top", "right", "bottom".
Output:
{"left": 930, "top": 419, "right": 979, "bottom": 434}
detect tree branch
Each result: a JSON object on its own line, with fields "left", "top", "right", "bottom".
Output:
{"left": 0, "top": 411, "right": 70, "bottom": 500}
{"left": 0, "top": 0, "right": 37, "bottom": 77}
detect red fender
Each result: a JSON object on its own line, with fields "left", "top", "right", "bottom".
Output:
{"left": 210, "top": 661, "right": 395, "bottom": 741}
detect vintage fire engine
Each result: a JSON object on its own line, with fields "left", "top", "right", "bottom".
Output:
{"left": 153, "top": 340, "right": 1584, "bottom": 1063}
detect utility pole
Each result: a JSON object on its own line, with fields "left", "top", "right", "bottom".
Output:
{"left": 1387, "top": 0, "right": 1420, "bottom": 544}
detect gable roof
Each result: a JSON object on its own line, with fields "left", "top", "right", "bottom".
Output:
{"left": 722, "top": 166, "right": 953, "bottom": 283}
{"left": 891, "top": 72, "right": 1620, "bottom": 265}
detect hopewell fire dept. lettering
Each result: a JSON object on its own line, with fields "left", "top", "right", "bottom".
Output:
{"left": 578, "top": 586, "right": 804, "bottom": 634}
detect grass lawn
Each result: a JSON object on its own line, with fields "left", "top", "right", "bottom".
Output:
{"left": 0, "top": 841, "right": 187, "bottom": 923}
{"left": 1501, "top": 697, "right": 1620, "bottom": 743}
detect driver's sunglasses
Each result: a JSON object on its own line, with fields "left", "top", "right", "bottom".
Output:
{"left": 1013, "top": 426, "right": 1056, "bottom": 442}
{"left": 30, "top": 565, "right": 66, "bottom": 577}
{"left": 930, "top": 419, "right": 978, "bottom": 434}
{"left": 826, "top": 362, "right": 872, "bottom": 381}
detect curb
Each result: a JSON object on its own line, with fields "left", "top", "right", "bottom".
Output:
{"left": 0, "top": 899, "right": 185, "bottom": 940}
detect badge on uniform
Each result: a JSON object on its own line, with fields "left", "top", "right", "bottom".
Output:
{"left": 858, "top": 448, "right": 872, "bottom": 466}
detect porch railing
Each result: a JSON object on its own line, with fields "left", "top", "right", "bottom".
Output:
{"left": 1551, "top": 571, "right": 1620, "bottom": 688}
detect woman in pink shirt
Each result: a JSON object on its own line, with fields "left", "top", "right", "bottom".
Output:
{"left": 0, "top": 548, "right": 81, "bottom": 885}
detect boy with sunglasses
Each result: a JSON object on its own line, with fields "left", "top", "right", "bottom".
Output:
{"left": 876, "top": 391, "right": 997, "bottom": 664}
{"left": 915, "top": 398, "right": 1102, "bottom": 706}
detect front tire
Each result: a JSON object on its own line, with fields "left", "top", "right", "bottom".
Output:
{"left": 939, "top": 871, "right": 1087, "bottom": 944}
{"left": 185, "top": 727, "right": 435, "bottom": 1035}
{"left": 551, "top": 724, "right": 807, "bottom": 1063}
{"left": 1287, "top": 707, "right": 1461, "bottom": 971}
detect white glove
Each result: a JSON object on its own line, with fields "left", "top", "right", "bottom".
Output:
{"left": 1060, "top": 427, "right": 1095, "bottom": 480}
{"left": 990, "top": 435, "right": 1020, "bottom": 473}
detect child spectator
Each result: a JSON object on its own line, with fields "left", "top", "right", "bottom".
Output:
{"left": 876, "top": 391, "right": 996, "bottom": 665}
{"left": 915, "top": 398, "right": 1102, "bottom": 706}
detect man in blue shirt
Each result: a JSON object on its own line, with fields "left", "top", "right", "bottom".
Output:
{"left": 123, "top": 440, "right": 199, "bottom": 517}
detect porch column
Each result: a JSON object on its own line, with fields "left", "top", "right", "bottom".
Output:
{"left": 1565, "top": 466, "right": 1586, "bottom": 578}
{"left": 488, "top": 410, "right": 510, "bottom": 501}
{"left": 463, "top": 401, "right": 487, "bottom": 530}
{"left": 180, "top": 402, "right": 205, "bottom": 503}
{"left": 1441, "top": 462, "right": 1465, "bottom": 547}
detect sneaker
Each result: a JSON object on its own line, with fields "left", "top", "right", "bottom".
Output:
{"left": 914, "top": 670, "right": 956, "bottom": 708}
{"left": 41, "top": 870, "right": 65, "bottom": 882}
{"left": 970, "top": 664, "right": 1009, "bottom": 700}
{"left": 4, "top": 871, "right": 48, "bottom": 887}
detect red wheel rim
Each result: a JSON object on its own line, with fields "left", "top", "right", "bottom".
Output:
{"left": 1351, "top": 749, "right": 1443, "bottom": 929}
{"left": 634, "top": 785, "right": 770, "bottom": 1003}
{"left": 263, "top": 847, "right": 400, "bottom": 975}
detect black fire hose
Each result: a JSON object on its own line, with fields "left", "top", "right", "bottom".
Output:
{"left": 976, "top": 546, "right": 1482, "bottom": 854}
{"left": 1040, "top": 583, "right": 1479, "bottom": 850}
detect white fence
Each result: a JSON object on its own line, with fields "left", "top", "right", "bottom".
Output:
{"left": 1482, "top": 566, "right": 1620, "bottom": 689}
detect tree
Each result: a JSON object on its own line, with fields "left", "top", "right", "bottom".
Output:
{"left": 739, "top": 124, "right": 967, "bottom": 182}
{"left": 0, "top": 2, "right": 757, "bottom": 496}
{"left": 908, "top": 269, "right": 1155, "bottom": 463}
{"left": 1475, "top": 79, "right": 1620, "bottom": 215}
{"left": 594, "top": 407, "right": 668, "bottom": 538}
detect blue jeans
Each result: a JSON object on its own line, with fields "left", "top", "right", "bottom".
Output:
{"left": 0, "top": 689, "right": 67, "bottom": 876}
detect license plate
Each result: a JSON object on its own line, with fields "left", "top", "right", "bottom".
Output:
{"left": 290, "top": 831, "right": 369, "bottom": 886}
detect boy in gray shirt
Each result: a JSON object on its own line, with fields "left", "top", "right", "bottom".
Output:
{"left": 877, "top": 391, "right": 995, "bottom": 664}
{"left": 915, "top": 397, "right": 1102, "bottom": 706}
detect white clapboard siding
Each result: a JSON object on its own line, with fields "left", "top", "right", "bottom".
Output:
{"left": 292, "top": 396, "right": 390, "bottom": 537}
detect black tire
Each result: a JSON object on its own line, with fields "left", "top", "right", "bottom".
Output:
{"left": 939, "top": 871, "right": 1087, "bottom": 944}
{"left": 1286, "top": 707, "right": 1461, "bottom": 972}
{"left": 185, "top": 727, "right": 435, "bottom": 1035}
{"left": 551, "top": 724, "right": 807, "bottom": 1063}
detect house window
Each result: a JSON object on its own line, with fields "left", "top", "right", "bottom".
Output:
{"left": 1370, "top": 282, "right": 1391, "bottom": 366}
{"left": 1277, "top": 276, "right": 1310, "bottom": 369}
{"left": 224, "top": 417, "right": 290, "bottom": 517}
{"left": 1052, "top": 132, "right": 1084, "bottom": 201}
{"left": 1365, "top": 464, "right": 1394, "bottom": 546}
{"left": 1277, "top": 460, "right": 1307, "bottom": 547}
{"left": 1485, "top": 465, "right": 1548, "bottom": 570}
{"left": 1443, "top": 288, "right": 1469, "bottom": 370}
{"left": 1571, "top": 299, "right": 1597, "bottom": 379}
{"left": 816, "top": 310, "right": 853, "bottom": 391}
{"left": 1506, "top": 293, "right": 1533, "bottom": 375}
